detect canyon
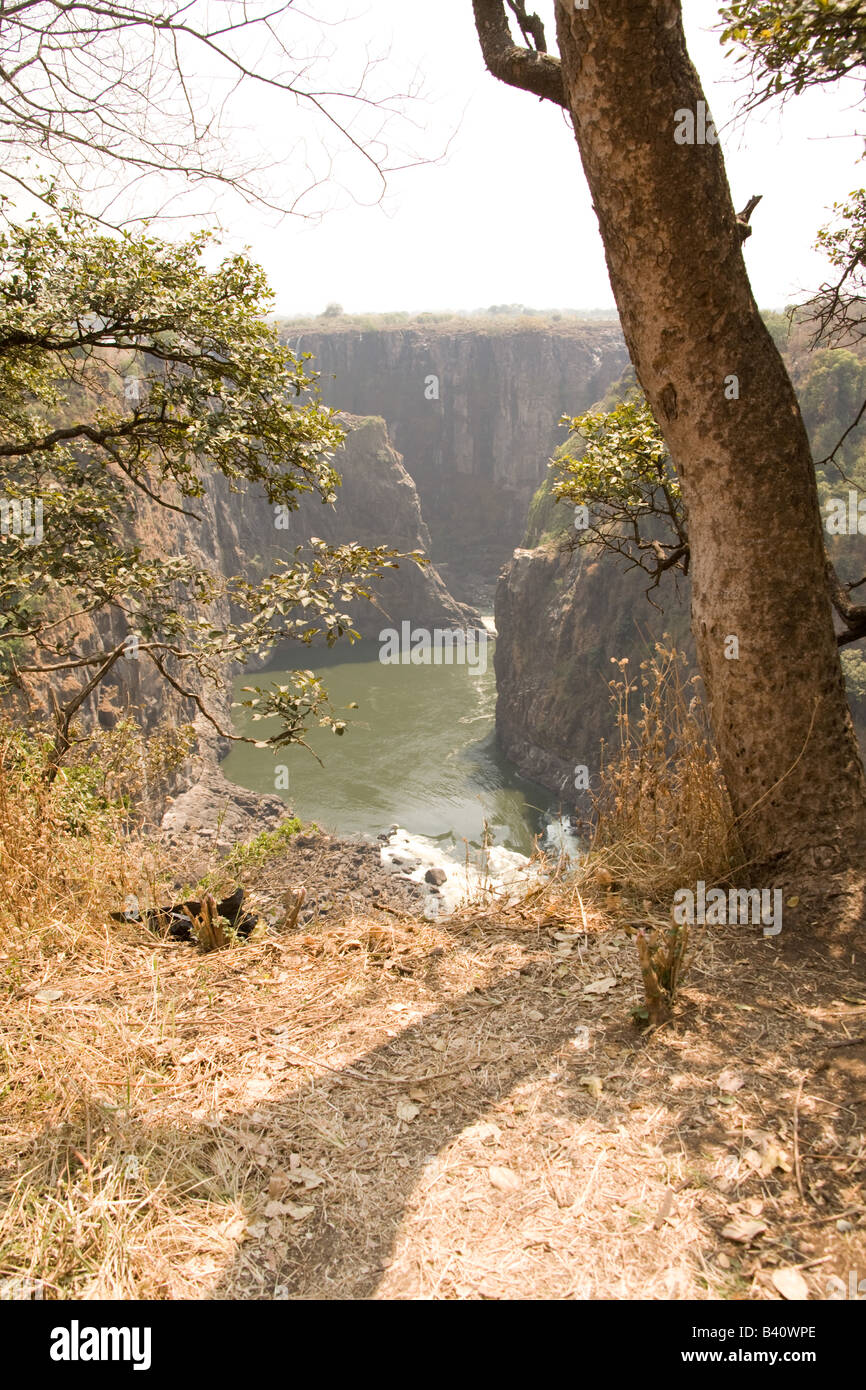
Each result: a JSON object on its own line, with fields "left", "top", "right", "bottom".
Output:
{"left": 41, "top": 317, "right": 695, "bottom": 824}
{"left": 67, "top": 411, "right": 474, "bottom": 757}
{"left": 288, "top": 320, "right": 629, "bottom": 604}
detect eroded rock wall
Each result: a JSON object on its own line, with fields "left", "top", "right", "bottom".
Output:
{"left": 290, "top": 324, "right": 629, "bottom": 603}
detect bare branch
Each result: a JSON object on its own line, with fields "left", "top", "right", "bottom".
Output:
{"left": 472, "top": 0, "right": 567, "bottom": 107}
{"left": 816, "top": 394, "right": 866, "bottom": 474}
{"left": 827, "top": 555, "right": 866, "bottom": 646}
{"left": 0, "top": 1, "right": 433, "bottom": 221}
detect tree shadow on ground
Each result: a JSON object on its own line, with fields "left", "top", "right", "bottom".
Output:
{"left": 211, "top": 958, "right": 618, "bottom": 1298}
{"left": 205, "top": 923, "right": 866, "bottom": 1300}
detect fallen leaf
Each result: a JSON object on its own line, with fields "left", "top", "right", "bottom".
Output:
{"left": 222, "top": 1216, "right": 247, "bottom": 1242}
{"left": 760, "top": 1142, "right": 791, "bottom": 1176}
{"left": 265, "top": 1199, "right": 313, "bottom": 1221}
{"left": 283, "top": 1202, "right": 314, "bottom": 1221}
{"left": 295, "top": 1166, "right": 323, "bottom": 1190}
{"left": 583, "top": 977, "right": 617, "bottom": 995}
{"left": 488, "top": 1165, "right": 521, "bottom": 1193}
{"left": 717, "top": 1069, "right": 745, "bottom": 1093}
{"left": 396, "top": 1100, "right": 420, "bottom": 1123}
{"left": 654, "top": 1189, "right": 675, "bottom": 1229}
{"left": 721, "top": 1218, "right": 768, "bottom": 1243}
{"left": 268, "top": 1172, "right": 291, "bottom": 1200}
{"left": 466, "top": 1122, "right": 501, "bottom": 1145}
{"left": 772, "top": 1267, "right": 809, "bottom": 1301}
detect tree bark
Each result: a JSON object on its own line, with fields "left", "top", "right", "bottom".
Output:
{"left": 474, "top": 0, "right": 866, "bottom": 888}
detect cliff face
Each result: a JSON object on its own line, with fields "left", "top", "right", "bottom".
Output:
{"left": 494, "top": 533, "right": 692, "bottom": 802}
{"left": 289, "top": 324, "right": 629, "bottom": 603}
{"left": 279, "top": 415, "right": 477, "bottom": 637}
{"left": 492, "top": 331, "right": 866, "bottom": 802}
{"left": 44, "top": 415, "right": 472, "bottom": 762}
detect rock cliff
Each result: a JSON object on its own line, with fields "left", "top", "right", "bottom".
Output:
{"left": 493, "top": 486, "right": 692, "bottom": 802}
{"left": 40, "top": 414, "right": 473, "bottom": 763}
{"left": 289, "top": 323, "right": 630, "bottom": 603}
{"left": 284, "top": 414, "right": 477, "bottom": 637}
{"left": 492, "top": 330, "right": 866, "bottom": 802}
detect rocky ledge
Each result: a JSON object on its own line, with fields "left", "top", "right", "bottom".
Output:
{"left": 157, "top": 768, "right": 549, "bottom": 926}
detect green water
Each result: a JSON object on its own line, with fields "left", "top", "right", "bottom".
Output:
{"left": 221, "top": 638, "right": 561, "bottom": 856}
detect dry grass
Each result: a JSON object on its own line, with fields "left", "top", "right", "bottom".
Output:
{"left": 0, "top": 717, "right": 863, "bottom": 1301}
{"left": 0, "top": 729, "right": 239, "bottom": 1297}
{"left": 587, "top": 642, "right": 741, "bottom": 901}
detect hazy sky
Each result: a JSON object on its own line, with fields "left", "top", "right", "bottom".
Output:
{"left": 206, "top": 0, "right": 864, "bottom": 316}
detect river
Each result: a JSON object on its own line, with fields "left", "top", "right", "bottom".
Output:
{"left": 221, "top": 633, "right": 569, "bottom": 858}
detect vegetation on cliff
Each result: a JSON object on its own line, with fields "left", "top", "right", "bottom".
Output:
{"left": 504, "top": 321, "right": 866, "bottom": 789}
{"left": 0, "top": 204, "right": 413, "bottom": 779}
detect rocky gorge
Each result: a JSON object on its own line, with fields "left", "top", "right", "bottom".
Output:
{"left": 289, "top": 320, "right": 629, "bottom": 605}
{"left": 37, "top": 318, "right": 664, "bottom": 885}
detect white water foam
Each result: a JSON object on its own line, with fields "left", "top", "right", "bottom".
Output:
{"left": 380, "top": 826, "right": 554, "bottom": 917}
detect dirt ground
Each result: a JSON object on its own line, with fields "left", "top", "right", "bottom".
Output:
{"left": 3, "top": 840, "right": 865, "bottom": 1301}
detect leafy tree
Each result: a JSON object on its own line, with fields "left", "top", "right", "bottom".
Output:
{"left": 798, "top": 349, "right": 866, "bottom": 476}
{"left": 720, "top": 1, "right": 866, "bottom": 106}
{"left": 0, "top": 200, "right": 409, "bottom": 776}
{"left": 722, "top": 9, "right": 866, "bottom": 431}
{"left": 554, "top": 396, "right": 687, "bottom": 598}
{"left": 842, "top": 647, "right": 866, "bottom": 702}
{"left": 554, "top": 356, "right": 866, "bottom": 648}
{"left": 809, "top": 189, "right": 866, "bottom": 351}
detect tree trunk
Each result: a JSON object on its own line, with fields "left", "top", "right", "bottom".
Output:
{"left": 547, "top": 1, "right": 866, "bottom": 881}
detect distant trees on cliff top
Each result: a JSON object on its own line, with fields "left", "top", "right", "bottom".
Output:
{"left": 280, "top": 307, "right": 622, "bottom": 332}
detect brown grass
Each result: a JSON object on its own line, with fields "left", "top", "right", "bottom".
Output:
{"left": 588, "top": 641, "right": 740, "bottom": 901}
{"left": 0, "top": 709, "right": 863, "bottom": 1301}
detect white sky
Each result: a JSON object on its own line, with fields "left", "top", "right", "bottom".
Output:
{"left": 196, "top": 1, "right": 866, "bottom": 315}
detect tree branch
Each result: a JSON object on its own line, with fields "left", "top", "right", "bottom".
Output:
{"left": 472, "top": 0, "right": 567, "bottom": 107}
{"left": 816, "top": 393, "right": 866, "bottom": 473}
{"left": 827, "top": 554, "right": 866, "bottom": 646}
